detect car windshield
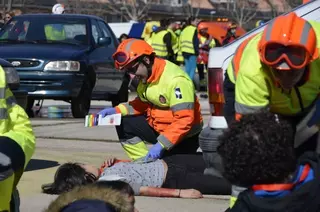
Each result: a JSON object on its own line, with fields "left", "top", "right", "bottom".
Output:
{"left": 0, "top": 16, "right": 89, "bottom": 45}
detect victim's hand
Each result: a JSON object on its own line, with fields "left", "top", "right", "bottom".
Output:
{"left": 102, "top": 157, "right": 117, "bottom": 167}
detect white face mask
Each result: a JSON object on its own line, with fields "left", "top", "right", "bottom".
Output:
{"left": 231, "top": 29, "right": 236, "bottom": 34}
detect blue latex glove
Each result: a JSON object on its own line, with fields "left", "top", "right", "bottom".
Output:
{"left": 98, "top": 107, "right": 117, "bottom": 118}
{"left": 145, "top": 142, "right": 165, "bottom": 161}
{"left": 308, "top": 99, "right": 320, "bottom": 127}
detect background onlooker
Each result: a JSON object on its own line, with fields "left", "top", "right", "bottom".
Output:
{"left": 0, "top": 14, "right": 4, "bottom": 29}
{"left": 119, "top": 33, "right": 129, "bottom": 43}
{"left": 4, "top": 11, "right": 15, "bottom": 24}
{"left": 179, "top": 16, "right": 199, "bottom": 81}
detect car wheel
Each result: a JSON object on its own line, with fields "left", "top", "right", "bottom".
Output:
{"left": 26, "top": 98, "right": 35, "bottom": 118}
{"left": 71, "top": 80, "right": 92, "bottom": 118}
{"left": 111, "top": 73, "right": 129, "bottom": 107}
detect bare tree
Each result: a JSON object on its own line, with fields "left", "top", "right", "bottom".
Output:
{"left": 264, "top": 0, "right": 279, "bottom": 18}
{"left": 7, "top": 0, "right": 12, "bottom": 11}
{"left": 0, "top": 0, "right": 14, "bottom": 11}
{"left": 284, "top": 0, "right": 303, "bottom": 9}
{"left": 105, "top": 0, "right": 152, "bottom": 21}
{"left": 58, "top": 0, "right": 110, "bottom": 20}
{"left": 227, "top": 0, "right": 257, "bottom": 27}
{"left": 182, "top": 0, "right": 201, "bottom": 18}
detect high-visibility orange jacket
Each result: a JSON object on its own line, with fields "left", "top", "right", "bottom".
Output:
{"left": 116, "top": 58, "right": 203, "bottom": 149}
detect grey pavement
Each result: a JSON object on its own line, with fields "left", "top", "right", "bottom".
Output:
{"left": 19, "top": 96, "right": 230, "bottom": 212}
{"left": 32, "top": 92, "right": 211, "bottom": 118}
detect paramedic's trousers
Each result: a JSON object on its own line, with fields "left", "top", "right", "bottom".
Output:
{"left": 116, "top": 115, "right": 200, "bottom": 160}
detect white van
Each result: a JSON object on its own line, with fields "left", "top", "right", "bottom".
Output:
{"left": 207, "top": 0, "right": 320, "bottom": 129}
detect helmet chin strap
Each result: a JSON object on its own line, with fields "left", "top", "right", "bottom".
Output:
{"left": 141, "top": 58, "right": 153, "bottom": 79}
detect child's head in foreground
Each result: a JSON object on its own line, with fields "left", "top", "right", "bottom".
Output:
{"left": 217, "top": 111, "right": 297, "bottom": 187}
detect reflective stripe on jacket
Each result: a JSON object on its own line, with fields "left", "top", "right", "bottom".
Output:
{"left": 151, "top": 30, "right": 168, "bottom": 57}
{"left": 180, "top": 25, "right": 197, "bottom": 54}
{"left": 176, "top": 36, "right": 184, "bottom": 62}
{"left": 116, "top": 58, "right": 203, "bottom": 149}
{"left": 226, "top": 20, "right": 320, "bottom": 117}
{"left": 167, "top": 28, "right": 179, "bottom": 54}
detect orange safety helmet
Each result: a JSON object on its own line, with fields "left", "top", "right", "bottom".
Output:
{"left": 198, "top": 22, "right": 208, "bottom": 31}
{"left": 228, "top": 23, "right": 237, "bottom": 30}
{"left": 258, "top": 12, "right": 318, "bottom": 70}
{"left": 112, "top": 38, "right": 154, "bottom": 70}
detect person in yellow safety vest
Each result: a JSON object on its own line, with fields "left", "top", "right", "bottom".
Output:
{"left": 167, "top": 18, "right": 179, "bottom": 64}
{"left": 197, "top": 22, "right": 216, "bottom": 94}
{"left": 151, "top": 19, "right": 174, "bottom": 62}
{"left": 97, "top": 39, "right": 203, "bottom": 161}
{"left": 175, "top": 23, "right": 185, "bottom": 65}
{"left": 222, "top": 12, "right": 320, "bottom": 209}
{"left": 45, "top": 25, "right": 66, "bottom": 40}
{"left": 146, "top": 25, "right": 158, "bottom": 45}
{"left": 45, "top": 3, "right": 66, "bottom": 41}
{"left": 179, "top": 16, "right": 199, "bottom": 81}
{"left": 0, "top": 66, "right": 35, "bottom": 211}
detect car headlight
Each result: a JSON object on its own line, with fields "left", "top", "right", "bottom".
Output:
{"left": 4, "top": 67, "right": 20, "bottom": 85}
{"left": 44, "top": 61, "right": 80, "bottom": 71}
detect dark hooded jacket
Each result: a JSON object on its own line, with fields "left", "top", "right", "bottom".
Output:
{"left": 229, "top": 152, "right": 320, "bottom": 212}
{"left": 45, "top": 185, "right": 134, "bottom": 212}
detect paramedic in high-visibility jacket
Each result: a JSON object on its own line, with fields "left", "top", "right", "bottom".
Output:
{"left": 223, "top": 12, "right": 320, "bottom": 209}
{"left": 0, "top": 66, "right": 35, "bottom": 211}
{"left": 225, "top": 12, "right": 320, "bottom": 125}
{"left": 98, "top": 38, "right": 203, "bottom": 161}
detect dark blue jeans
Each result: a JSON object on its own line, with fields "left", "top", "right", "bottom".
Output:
{"left": 184, "top": 55, "right": 197, "bottom": 80}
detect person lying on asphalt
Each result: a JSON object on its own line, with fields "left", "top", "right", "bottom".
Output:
{"left": 218, "top": 110, "right": 320, "bottom": 212}
{"left": 42, "top": 154, "right": 231, "bottom": 198}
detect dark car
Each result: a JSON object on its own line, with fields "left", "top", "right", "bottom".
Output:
{"left": 0, "top": 14, "right": 129, "bottom": 118}
{"left": 0, "top": 58, "right": 28, "bottom": 109}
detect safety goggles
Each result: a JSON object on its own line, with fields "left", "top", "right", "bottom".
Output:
{"left": 113, "top": 51, "right": 130, "bottom": 69}
{"left": 113, "top": 51, "right": 142, "bottom": 74}
{"left": 261, "top": 42, "right": 311, "bottom": 70}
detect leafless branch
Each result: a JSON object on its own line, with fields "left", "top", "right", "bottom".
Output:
{"left": 183, "top": 0, "right": 201, "bottom": 18}
{"left": 105, "top": 0, "right": 151, "bottom": 21}
{"left": 264, "top": 0, "right": 279, "bottom": 18}
{"left": 283, "top": 0, "right": 303, "bottom": 9}
{"left": 228, "top": 0, "right": 257, "bottom": 27}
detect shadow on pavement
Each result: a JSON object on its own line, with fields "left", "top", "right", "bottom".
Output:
{"left": 25, "top": 159, "right": 60, "bottom": 172}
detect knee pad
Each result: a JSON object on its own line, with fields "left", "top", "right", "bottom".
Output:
{"left": 199, "top": 127, "right": 224, "bottom": 177}
{"left": 199, "top": 126, "right": 222, "bottom": 151}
